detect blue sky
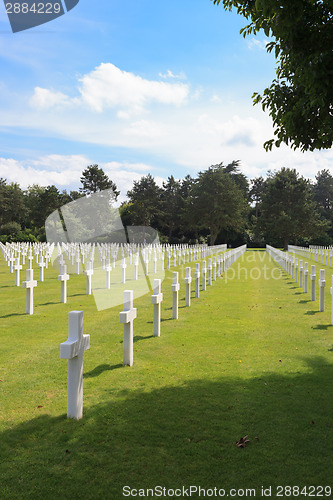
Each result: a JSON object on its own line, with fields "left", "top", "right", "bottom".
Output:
{"left": 0, "top": 0, "right": 332, "bottom": 202}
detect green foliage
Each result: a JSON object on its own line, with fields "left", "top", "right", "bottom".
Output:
{"left": 0, "top": 180, "right": 25, "bottom": 229}
{"left": 1, "top": 252, "right": 333, "bottom": 497}
{"left": 0, "top": 221, "right": 21, "bottom": 238}
{"left": 259, "top": 168, "right": 329, "bottom": 249}
{"left": 0, "top": 163, "right": 332, "bottom": 246}
{"left": 213, "top": 0, "right": 333, "bottom": 151}
{"left": 79, "top": 165, "right": 120, "bottom": 198}
{"left": 126, "top": 174, "right": 163, "bottom": 227}
{"left": 192, "top": 163, "right": 248, "bottom": 245}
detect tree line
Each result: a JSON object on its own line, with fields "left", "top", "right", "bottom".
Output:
{"left": 0, "top": 163, "right": 332, "bottom": 249}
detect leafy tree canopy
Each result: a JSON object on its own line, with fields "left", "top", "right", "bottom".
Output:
{"left": 80, "top": 165, "right": 120, "bottom": 199}
{"left": 213, "top": 0, "right": 333, "bottom": 152}
{"left": 126, "top": 174, "right": 162, "bottom": 227}
{"left": 192, "top": 163, "right": 248, "bottom": 245}
{"left": 260, "top": 167, "right": 329, "bottom": 249}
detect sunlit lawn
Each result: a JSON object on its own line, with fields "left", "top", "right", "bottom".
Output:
{"left": 0, "top": 249, "right": 332, "bottom": 499}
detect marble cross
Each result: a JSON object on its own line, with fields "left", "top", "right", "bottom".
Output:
{"left": 151, "top": 279, "right": 163, "bottom": 337}
{"left": 22, "top": 269, "right": 37, "bottom": 315}
{"left": 171, "top": 272, "right": 180, "bottom": 320}
{"left": 58, "top": 264, "right": 70, "bottom": 303}
{"left": 60, "top": 311, "right": 90, "bottom": 420}
{"left": 119, "top": 290, "right": 137, "bottom": 367}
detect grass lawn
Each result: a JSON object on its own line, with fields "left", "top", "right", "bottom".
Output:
{"left": 0, "top": 249, "right": 332, "bottom": 499}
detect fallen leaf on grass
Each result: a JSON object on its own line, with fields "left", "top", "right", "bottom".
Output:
{"left": 37, "top": 405, "right": 43, "bottom": 408}
{"left": 235, "top": 436, "right": 250, "bottom": 448}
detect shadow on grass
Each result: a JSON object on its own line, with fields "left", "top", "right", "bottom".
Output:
{"left": 312, "top": 324, "right": 331, "bottom": 331}
{"left": 1, "top": 357, "right": 332, "bottom": 499}
{"left": 120, "top": 335, "right": 154, "bottom": 344}
{"left": 38, "top": 302, "right": 59, "bottom": 306}
{"left": 83, "top": 363, "right": 123, "bottom": 378}
{"left": 305, "top": 311, "right": 318, "bottom": 316}
{"left": 0, "top": 312, "right": 26, "bottom": 318}
{"left": 133, "top": 334, "right": 154, "bottom": 343}
{"left": 299, "top": 299, "right": 311, "bottom": 304}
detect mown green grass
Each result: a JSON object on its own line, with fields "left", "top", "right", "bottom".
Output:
{"left": 0, "top": 250, "right": 332, "bottom": 499}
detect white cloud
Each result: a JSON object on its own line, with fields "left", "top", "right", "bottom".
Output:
{"left": 78, "top": 63, "right": 189, "bottom": 113}
{"left": 122, "top": 120, "right": 166, "bottom": 139}
{"left": 158, "top": 69, "right": 186, "bottom": 80}
{"left": 211, "top": 94, "right": 222, "bottom": 103}
{"left": 30, "top": 87, "right": 71, "bottom": 110}
{"left": 0, "top": 155, "right": 161, "bottom": 204}
{"left": 247, "top": 38, "right": 270, "bottom": 51}
{"left": 28, "top": 63, "right": 190, "bottom": 115}
{"left": 0, "top": 155, "right": 87, "bottom": 188}
{"left": 2, "top": 60, "right": 332, "bottom": 189}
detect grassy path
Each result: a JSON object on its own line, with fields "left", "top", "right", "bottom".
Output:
{"left": 0, "top": 250, "right": 332, "bottom": 498}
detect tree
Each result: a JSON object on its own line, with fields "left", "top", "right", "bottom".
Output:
{"left": 79, "top": 165, "right": 120, "bottom": 199}
{"left": 0, "top": 181, "right": 25, "bottom": 230}
{"left": 192, "top": 163, "right": 248, "bottom": 245}
{"left": 312, "top": 169, "right": 333, "bottom": 241}
{"left": 250, "top": 176, "right": 265, "bottom": 218}
{"left": 25, "top": 184, "right": 46, "bottom": 229}
{"left": 260, "top": 168, "right": 329, "bottom": 249}
{"left": 213, "top": 0, "right": 333, "bottom": 152}
{"left": 160, "top": 176, "right": 183, "bottom": 241}
{"left": 313, "top": 169, "right": 333, "bottom": 211}
{"left": 126, "top": 174, "right": 162, "bottom": 227}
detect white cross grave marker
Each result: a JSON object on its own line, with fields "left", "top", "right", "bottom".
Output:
{"left": 291, "top": 256, "right": 295, "bottom": 279}
{"left": 14, "top": 258, "right": 22, "bottom": 287}
{"left": 171, "top": 272, "right": 180, "bottom": 320}
{"left": 27, "top": 251, "right": 33, "bottom": 270}
{"left": 121, "top": 257, "right": 127, "bottom": 284}
{"left": 299, "top": 260, "right": 303, "bottom": 288}
{"left": 151, "top": 279, "right": 163, "bottom": 337}
{"left": 208, "top": 258, "right": 212, "bottom": 286}
{"left": 84, "top": 262, "right": 93, "bottom": 295}
{"left": 304, "top": 262, "right": 309, "bottom": 293}
{"left": 213, "top": 257, "right": 217, "bottom": 281}
{"left": 75, "top": 253, "right": 81, "bottom": 275}
{"left": 195, "top": 263, "right": 200, "bottom": 298}
{"left": 310, "top": 265, "right": 316, "bottom": 301}
{"left": 38, "top": 256, "right": 46, "bottom": 282}
{"left": 134, "top": 254, "right": 139, "bottom": 280}
{"left": 105, "top": 259, "right": 112, "bottom": 289}
{"left": 22, "top": 269, "right": 37, "bottom": 315}
{"left": 319, "top": 269, "right": 325, "bottom": 312}
{"left": 119, "top": 290, "right": 137, "bottom": 367}
{"left": 202, "top": 261, "right": 207, "bottom": 291}
{"left": 58, "top": 264, "right": 70, "bottom": 303}
{"left": 185, "top": 267, "right": 192, "bottom": 307}
{"left": 60, "top": 311, "right": 90, "bottom": 420}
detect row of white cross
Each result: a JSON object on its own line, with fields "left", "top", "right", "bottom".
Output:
{"left": 288, "top": 245, "right": 333, "bottom": 267}
{"left": 266, "top": 245, "right": 333, "bottom": 324}
{"left": 0, "top": 241, "right": 231, "bottom": 314}
{"left": 60, "top": 245, "right": 247, "bottom": 419}
{"left": 5, "top": 245, "right": 245, "bottom": 315}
